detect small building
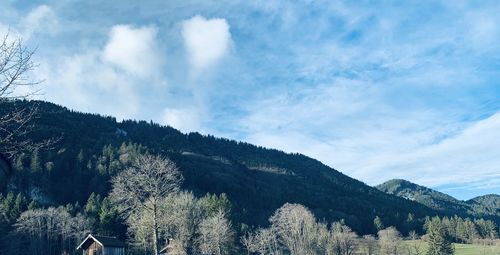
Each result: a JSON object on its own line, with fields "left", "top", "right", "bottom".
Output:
{"left": 77, "top": 234, "right": 125, "bottom": 255}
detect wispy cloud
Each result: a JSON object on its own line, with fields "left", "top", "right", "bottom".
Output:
{"left": 2, "top": 0, "right": 500, "bottom": 199}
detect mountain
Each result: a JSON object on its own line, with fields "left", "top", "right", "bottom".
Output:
{"left": 1, "top": 100, "right": 496, "bottom": 236}
{"left": 467, "top": 194, "right": 500, "bottom": 216}
{"left": 376, "top": 179, "right": 500, "bottom": 219}
{"left": 468, "top": 194, "right": 500, "bottom": 208}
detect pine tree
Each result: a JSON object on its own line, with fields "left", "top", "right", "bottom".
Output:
{"left": 426, "top": 217, "right": 454, "bottom": 255}
{"left": 98, "top": 197, "right": 122, "bottom": 236}
{"left": 30, "top": 149, "right": 42, "bottom": 173}
{"left": 84, "top": 192, "right": 102, "bottom": 219}
{"left": 374, "top": 216, "right": 384, "bottom": 232}
{"left": 27, "top": 201, "right": 38, "bottom": 210}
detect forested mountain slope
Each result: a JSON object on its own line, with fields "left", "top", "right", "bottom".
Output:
{"left": 376, "top": 179, "right": 500, "bottom": 219}
{"left": 467, "top": 194, "right": 500, "bottom": 217}
{"left": 468, "top": 194, "right": 500, "bottom": 208}
{"left": 1, "top": 100, "right": 497, "bottom": 235}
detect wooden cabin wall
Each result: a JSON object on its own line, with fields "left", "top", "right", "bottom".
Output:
{"left": 85, "top": 241, "right": 103, "bottom": 255}
{"left": 104, "top": 247, "right": 125, "bottom": 255}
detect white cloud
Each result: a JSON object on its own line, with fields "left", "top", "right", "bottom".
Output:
{"left": 237, "top": 77, "right": 500, "bottom": 193}
{"left": 162, "top": 107, "right": 201, "bottom": 133}
{"left": 395, "top": 112, "right": 500, "bottom": 187}
{"left": 39, "top": 50, "right": 141, "bottom": 120}
{"left": 102, "top": 25, "right": 160, "bottom": 77}
{"left": 182, "top": 15, "right": 231, "bottom": 72}
{"left": 35, "top": 24, "right": 166, "bottom": 120}
{"left": 21, "top": 5, "right": 58, "bottom": 40}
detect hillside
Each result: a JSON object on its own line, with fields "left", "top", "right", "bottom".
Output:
{"left": 376, "top": 179, "right": 500, "bottom": 219}
{"left": 467, "top": 194, "right": 500, "bottom": 217}
{"left": 2, "top": 100, "right": 498, "bottom": 236}
{"left": 468, "top": 194, "right": 500, "bottom": 208}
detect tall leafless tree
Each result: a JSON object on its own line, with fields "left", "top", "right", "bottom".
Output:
{"left": 326, "top": 222, "right": 358, "bottom": 255}
{"left": 269, "top": 203, "right": 318, "bottom": 255}
{"left": 110, "top": 154, "right": 183, "bottom": 255}
{"left": 361, "top": 235, "right": 377, "bottom": 255}
{"left": 0, "top": 32, "right": 46, "bottom": 158}
{"left": 197, "top": 210, "right": 235, "bottom": 255}
{"left": 243, "top": 203, "right": 362, "bottom": 255}
{"left": 378, "top": 227, "right": 402, "bottom": 255}
{"left": 14, "top": 207, "right": 92, "bottom": 255}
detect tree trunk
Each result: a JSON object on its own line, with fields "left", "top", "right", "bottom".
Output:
{"left": 153, "top": 203, "right": 159, "bottom": 255}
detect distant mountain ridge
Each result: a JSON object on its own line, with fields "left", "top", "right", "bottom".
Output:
{"left": 468, "top": 194, "right": 500, "bottom": 208}
{"left": 376, "top": 179, "right": 500, "bottom": 219}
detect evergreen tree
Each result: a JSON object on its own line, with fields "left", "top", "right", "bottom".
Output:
{"left": 30, "top": 149, "right": 42, "bottom": 173}
{"left": 84, "top": 193, "right": 102, "bottom": 219}
{"left": 426, "top": 217, "right": 454, "bottom": 255}
{"left": 374, "top": 216, "right": 384, "bottom": 232}
{"left": 27, "top": 201, "right": 38, "bottom": 211}
{"left": 98, "top": 197, "right": 123, "bottom": 237}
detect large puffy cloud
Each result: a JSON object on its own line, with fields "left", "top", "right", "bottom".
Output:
{"left": 36, "top": 24, "right": 165, "bottom": 120}
{"left": 102, "top": 25, "right": 160, "bottom": 77}
{"left": 40, "top": 50, "right": 141, "bottom": 120}
{"left": 182, "top": 15, "right": 231, "bottom": 72}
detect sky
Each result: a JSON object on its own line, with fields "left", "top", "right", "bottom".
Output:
{"left": 1, "top": 0, "right": 500, "bottom": 200}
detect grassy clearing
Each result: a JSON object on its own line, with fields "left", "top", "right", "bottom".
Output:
{"left": 403, "top": 240, "right": 500, "bottom": 255}
{"left": 454, "top": 243, "right": 500, "bottom": 255}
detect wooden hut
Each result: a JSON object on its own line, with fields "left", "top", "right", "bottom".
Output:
{"left": 77, "top": 234, "right": 125, "bottom": 255}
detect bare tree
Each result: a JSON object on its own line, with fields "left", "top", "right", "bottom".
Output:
{"left": 242, "top": 227, "right": 282, "bottom": 255}
{"left": 270, "top": 203, "right": 318, "bottom": 255}
{"left": 406, "top": 231, "right": 423, "bottom": 255}
{"left": 326, "top": 222, "right": 358, "bottom": 255}
{"left": 361, "top": 235, "right": 377, "bottom": 255}
{"left": 197, "top": 210, "right": 235, "bottom": 255}
{"left": 14, "top": 207, "right": 92, "bottom": 255}
{"left": 0, "top": 32, "right": 44, "bottom": 158}
{"left": 158, "top": 191, "right": 201, "bottom": 252}
{"left": 378, "top": 227, "right": 402, "bottom": 255}
{"left": 110, "top": 154, "right": 183, "bottom": 255}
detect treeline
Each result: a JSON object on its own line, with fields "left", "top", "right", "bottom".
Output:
{"left": 0, "top": 190, "right": 234, "bottom": 254}
{"left": 241, "top": 203, "right": 499, "bottom": 255}
{"left": 423, "top": 215, "right": 498, "bottom": 244}
{"left": 1, "top": 162, "right": 499, "bottom": 255}
{"left": 5, "top": 138, "right": 436, "bottom": 235}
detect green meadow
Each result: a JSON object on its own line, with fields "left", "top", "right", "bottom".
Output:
{"left": 453, "top": 243, "right": 500, "bottom": 255}
{"left": 403, "top": 241, "right": 500, "bottom": 255}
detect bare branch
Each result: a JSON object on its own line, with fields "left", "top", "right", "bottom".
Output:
{"left": 0, "top": 32, "right": 47, "bottom": 158}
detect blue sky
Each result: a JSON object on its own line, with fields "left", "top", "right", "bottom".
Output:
{"left": 2, "top": 0, "right": 500, "bottom": 200}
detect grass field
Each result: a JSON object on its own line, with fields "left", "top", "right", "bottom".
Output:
{"left": 453, "top": 243, "right": 500, "bottom": 255}
{"left": 403, "top": 241, "right": 500, "bottom": 255}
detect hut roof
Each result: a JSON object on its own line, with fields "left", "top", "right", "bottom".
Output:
{"left": 77, "top": 234, "right": 125, "bottom": 250}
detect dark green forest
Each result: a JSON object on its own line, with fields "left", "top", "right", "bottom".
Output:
{"left": 1, "top": 100, "right": 499, "bottom": 254}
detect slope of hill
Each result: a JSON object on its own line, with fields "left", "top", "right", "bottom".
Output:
{"left": 376, "top": 179, "right": 500, "bottom": 219}
{"left": 468, "top": 194, "right": 500, "bottom": 208}
{"left": 1, "top": 100, "right": 497, "bottom": 235}
{"left": 467, "top": 194, "right": 500, "bottom": 217}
